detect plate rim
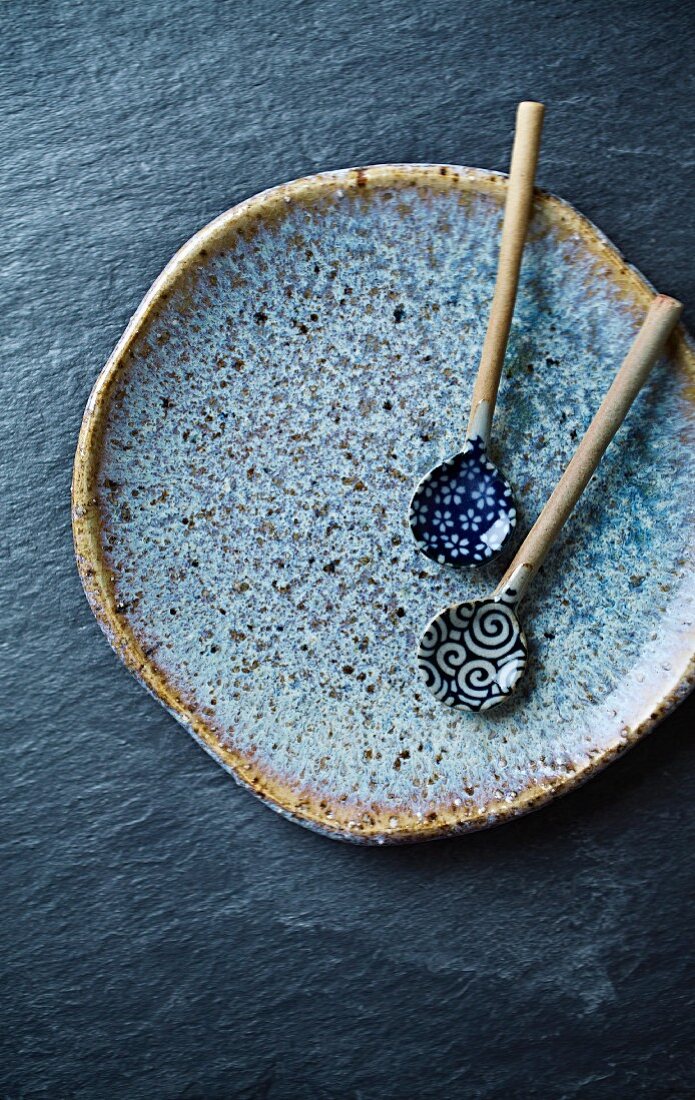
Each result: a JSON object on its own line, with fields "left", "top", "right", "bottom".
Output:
{"left": 72, "top": 162, "right": 695, "bottom": 844}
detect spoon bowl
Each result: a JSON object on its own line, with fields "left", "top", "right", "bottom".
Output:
{"left": 409, "top": 437, "right": 516, "bottom": 566}
{"left": 418, "top": 596, "right": 528, "bottom": 710}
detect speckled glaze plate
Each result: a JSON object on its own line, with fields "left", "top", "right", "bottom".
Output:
{"left": 73, "top": 165, "right": 695, "bottom": 844}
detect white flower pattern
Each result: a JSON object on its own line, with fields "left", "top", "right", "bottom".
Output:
{"left": 460, "top": 508, "right": 481, "bottom": 533}
{"left": 433, "top": 508, "right": 453, "bottom": 533}
{"left": 471, "top": 482, "right": 497, "bottom": 509}
{"left": 441, "top": 483, "right": 463, "bottom": 507}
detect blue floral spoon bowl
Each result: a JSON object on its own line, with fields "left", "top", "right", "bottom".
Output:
{"left": 408, "top": 435, "right": 516, "bottom": 566}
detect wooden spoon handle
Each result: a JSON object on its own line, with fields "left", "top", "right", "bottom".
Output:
{"left": 466, "top": 101, "right": 545, "bottom": 447}
{"left": 496, "top": 295, "right": 683, "bottom": 604}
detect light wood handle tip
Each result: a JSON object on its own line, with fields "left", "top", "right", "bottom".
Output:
{"left": 511, "top": 102, "right": 544, "bottom": 173}
{"left": 640, "top": 295, "right": 683, "bottom": 352}
{"left": 651, "top": 294, "right": 682, "bottom": 323}
{"left": 517, "top": 101, "right": 545, "bottom": 128}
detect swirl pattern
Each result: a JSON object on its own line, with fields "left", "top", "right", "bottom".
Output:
{"left": 417, "top": 597, "right": 527, "bottom": 711}
{"left": 409, "top": 436, "right": 516, "bottom": 567}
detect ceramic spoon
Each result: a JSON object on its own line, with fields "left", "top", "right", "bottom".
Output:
{"left": 417, "top": 295, "right": 682, "bottom": 711}
{"left": 409, "top": 100, "right": 545, "bottom": 567}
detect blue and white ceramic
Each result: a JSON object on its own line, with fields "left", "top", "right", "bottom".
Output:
{"left": 418, "top": 592, "right": 527, "bottom": 711}
{"left": 409, "top": 436, "right": 516, "bottom": 566}
{"left": 73, "top": 164, "right": 695, "bottom": 844}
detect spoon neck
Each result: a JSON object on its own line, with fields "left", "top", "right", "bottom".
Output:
{"left": 494, "top": 562, "right": 534, "bottom": 607}
{"left": 465, "top": 399, "right": 492, "bottom": 450}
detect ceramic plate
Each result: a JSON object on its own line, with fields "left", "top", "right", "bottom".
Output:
{"left": 73, "top": 165, "right": 695, "bottom": 843}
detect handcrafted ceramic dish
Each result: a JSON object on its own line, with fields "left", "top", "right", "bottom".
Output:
{"left": 73, "top": 164, "right": 695, "bottom": 843}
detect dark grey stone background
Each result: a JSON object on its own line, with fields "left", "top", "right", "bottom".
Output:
{"left": 2, "top": 1, "right": 694, "bottom": 1097}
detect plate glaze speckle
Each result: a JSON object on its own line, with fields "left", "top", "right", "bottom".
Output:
{"left": 73, "top": 165, "right": 695, "bottom": 844}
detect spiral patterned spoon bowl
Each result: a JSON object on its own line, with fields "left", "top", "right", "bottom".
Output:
{"left": 418, "top": 595, "right": 527, "bottom": 710}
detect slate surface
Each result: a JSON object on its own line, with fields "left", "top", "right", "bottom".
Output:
{"left": 2, "top": 1, "right": 694, "bottom": 1097}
